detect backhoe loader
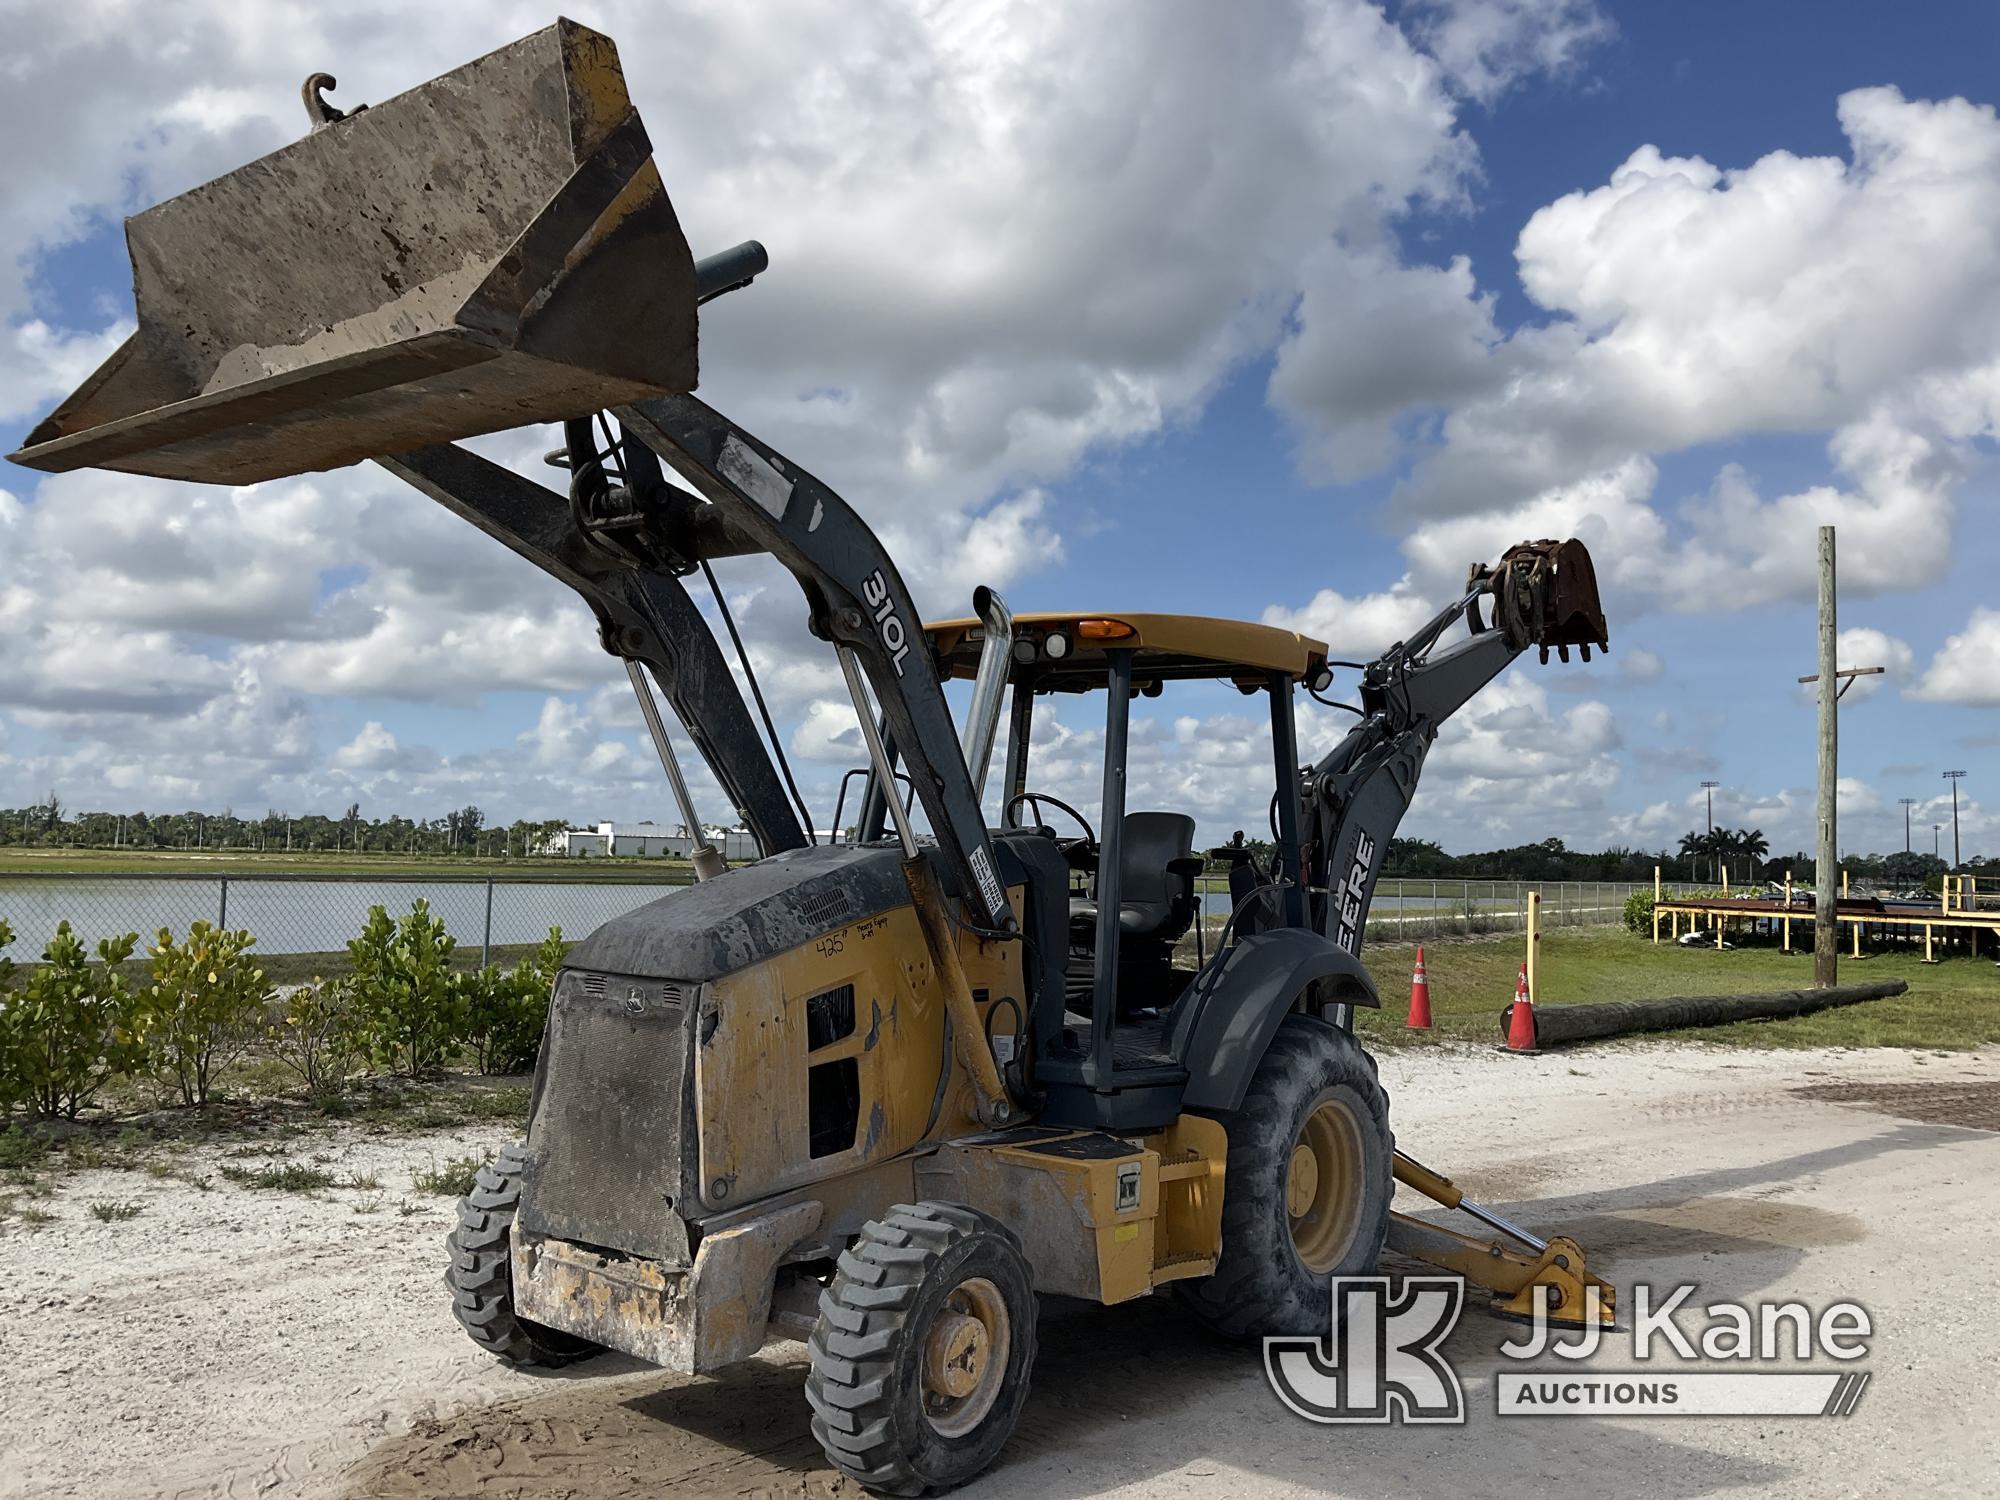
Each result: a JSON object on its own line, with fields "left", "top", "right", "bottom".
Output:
{"left": 12, "top": 22, "right": 1618, "bottom": 1493}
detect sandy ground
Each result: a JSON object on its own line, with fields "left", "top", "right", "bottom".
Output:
{"left": 5, "top": 1042, "right": 1999, "bottom": 1499}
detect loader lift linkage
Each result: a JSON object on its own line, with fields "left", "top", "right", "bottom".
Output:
{"left": 10, "top": 21, "right": 1619, "bottom": 1493}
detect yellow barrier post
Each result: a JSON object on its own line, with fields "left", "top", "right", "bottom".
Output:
{"left": 1652, "top": 865, "right": 1662, "bottom": 944}
{"left": 1526, "top": 890, "right": 1541, "bottom": 1006}
{"left": 1783, "top": 868, "right": 1794, "bottom": 952}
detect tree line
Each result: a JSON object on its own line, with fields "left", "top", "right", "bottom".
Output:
{"left": 0, "top": 791, "right": 574, "bottom": 859}
{"left": 1385, "top": 832, "right": 1989, "bottom": 885}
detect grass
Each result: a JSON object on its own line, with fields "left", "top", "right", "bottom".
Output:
{"left": 1355, "top": 926, "right": 2000, "bottom": 1051}
{"left": 411, "top": 1154, "right": 483, "bottom": 1197}
{"left": 0, "top": 1193, "right": 57, "bottom": 1226}
{"left": 218, "top": 1161, "right": 338, "bottom": 1192}
{"left": 88, "top": 1199, "right": 142, "bottom": 1222}
{"left": 0, "top": 846, "right": 699, "bottom": 881}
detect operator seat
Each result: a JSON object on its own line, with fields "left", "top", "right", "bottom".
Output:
{"left": 1070, "top": 811, "right": 1200, "bottom": 946}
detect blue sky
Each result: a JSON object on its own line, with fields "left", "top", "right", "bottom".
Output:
{"left": 0, "top": 0, "right": 1994, "bottom": 860}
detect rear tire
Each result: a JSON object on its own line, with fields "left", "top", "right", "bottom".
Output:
{"left": 444, "top": 1143, "right": 600, "bottom": 1368}
{"left": 806, "top": 1202, "right": 1037, "bottom": 1495}
{"left": 1177, "top": 1015, "right": 1392, "bottom": 1338}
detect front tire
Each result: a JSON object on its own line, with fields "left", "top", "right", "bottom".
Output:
{"left": 1178, "top": 1015, "right": 1392, "bottom": 1338}
{"left": 806, "top": 1202, "right": 1038, "bottom": 1495}
{"left": 444, "top": 1143, "right": 600, "bottom": 1368}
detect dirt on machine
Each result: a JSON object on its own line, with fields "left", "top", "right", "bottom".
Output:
{"left": 12, "top": 21, "right": 1618, "bottom": 1495}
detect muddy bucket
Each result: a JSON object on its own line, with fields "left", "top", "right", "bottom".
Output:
{"left": 8, "top": 19, "right": 698, "bottom": 486}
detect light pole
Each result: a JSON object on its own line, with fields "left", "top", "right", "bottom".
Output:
{"left": 1943, "top": 771, "right": 1966, "bottom": 869}
{"left": 1899, "top": 797, "right": 1918, "bottom": 855}
{"left": 1700, "top": 780, "right": 1720, "bottom": 882}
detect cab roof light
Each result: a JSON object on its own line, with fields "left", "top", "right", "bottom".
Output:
{"left": 1075, "top": 618, "right": 1136, "bottom": 641}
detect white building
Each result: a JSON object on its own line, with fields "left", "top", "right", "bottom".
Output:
{"left": 542, "top": 821, "right": 759, "bottom": 860}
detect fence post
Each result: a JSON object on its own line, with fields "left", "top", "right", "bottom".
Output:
{"left": 218, "top": 875, "right": 228, "bottom": 929}
{"left": 483, "top": 877, "right": 494, "bottom": 968}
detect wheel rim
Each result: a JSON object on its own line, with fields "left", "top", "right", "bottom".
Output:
{"left": 921, "top": 1275, "right": 1010, "bottom": 1438}
{"left": 1289, "top": 1092, "right": 1365, "bottom": 1274}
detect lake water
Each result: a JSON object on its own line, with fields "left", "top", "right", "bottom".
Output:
{"left": 0, "top": 877, "right": 685, "bottom": 960}
{"left": 0, "top": 874, "right": 1637, "bottom": 961}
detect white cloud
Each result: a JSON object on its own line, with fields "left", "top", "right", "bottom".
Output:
{"left": 0, "top": 318, "right": 131, "bottom": 424}
{"left": 331, "top": 721, "right": 401, "bottom": 771}
{"left": 1910, "top": 607, "right": 2000, "bottom": 705}
{"left": 1393, "top": 88, "right": 2000, "bottom": 519}
{"left": 1827, "top": 626, "right": 1913, "bottom": 703}
{"left": 0, "top": 5, "right": 1991, "bottom": 852}
{"left": 1403, "top": 0, "right": 1615, "bottom": 106}
{"left": 1619, "top": 647, "right": 1663, "bottom": 683}
{"left": 791, "top": 700, "right": 865, "bottom": 765}
{"left": 1261, "top": 576, "right": 1440, "bottom": 658}
{"left": 0, "top": 0, "right": 1502, "bottom": 815}
{"left": 1267, "top": 249, "right": 1504, "bottom": 480}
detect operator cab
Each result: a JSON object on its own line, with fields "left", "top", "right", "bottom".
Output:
{"left": 922, "top": 611, "right": 1334, "bottom": 1128}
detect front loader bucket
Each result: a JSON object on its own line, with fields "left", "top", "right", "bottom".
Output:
{"left": 8, "top": 19, "right": 697, "bottom": 486}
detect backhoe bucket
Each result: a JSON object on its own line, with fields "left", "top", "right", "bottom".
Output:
{"left": 1485, "top": 538, "right": 1610, "bottom": 662}
{"left": 8, "top": 19, "right": 697, "bottom": 486}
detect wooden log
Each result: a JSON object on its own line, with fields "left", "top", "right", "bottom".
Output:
{"left": 1500, "top": 980, "right": 1908, "bottom": 1048}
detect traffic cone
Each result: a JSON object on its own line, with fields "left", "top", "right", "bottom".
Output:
{"left": 1407, "top": 947, "right": 1433, "bottom": 1029}
{"left": 1504, "top": 965, "right": 1537, "bottom": 1052}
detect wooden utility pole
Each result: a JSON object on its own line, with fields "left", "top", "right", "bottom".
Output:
{"left": 1814, "top": 527, "right": 1839, "bottom": 988}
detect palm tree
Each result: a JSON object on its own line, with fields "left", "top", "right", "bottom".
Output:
{"left": 1735, "top": 827, "right": 1768, "bottom": 883}
{"left": 1677, "top": 830, "right": 1703, "bottom": 882}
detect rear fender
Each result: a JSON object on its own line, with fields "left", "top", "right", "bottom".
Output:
{"left": 1174, "top": 927, "right": 1379, "bottom": 1114}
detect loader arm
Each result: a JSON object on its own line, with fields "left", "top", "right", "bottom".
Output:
{"left": 613, "top": 395, "right": 1016, "bottom": 931}
{"left": 376, "top": 443, "right": 808, "bottom": 858}
{"left": 1298, "top": 540, "right": 1608, "bottom": 975}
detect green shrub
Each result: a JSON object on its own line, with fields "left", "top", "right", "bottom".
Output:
{"left": 1, "top": 923, "right": 144, "bottom": 1119}
{"left": 89, "top": 1199, "right": 143, "bottom": 1223}
{"left": 267, "top": 977, "right": 366, "bottom": 1098}
{"left": 1622, "top": 889, "right": 1656, "bottom": 935}
{"left": 412, "top": 1153, "right": 484, "bottom": 1196}
{"left": 461, "top": 927, "right": 565, "bottom": 1075}
{"left": 142, "top": 922, "right": 271, "bottom": 1107}
{"left": 219, "top": 1161, "right": 336, "bottom": 1193}
{"left": 346, "top": 901, "right": 465, "bottom": 1078}
{"left": 0, "top": 920, "right": 17, "bottom": 1114}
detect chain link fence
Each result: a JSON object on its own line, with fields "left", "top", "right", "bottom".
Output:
{"left": 1358, "top": 878, "right": 1646, "bottom": 943}
{"left": 0, "top": 873, "right": 691, "bottom": 968}
{"left": 2, "top": 870, "right": 1646, "bottom": 970}
{"left": 1189, "top": 877, "right": 1644, "bottom": 946}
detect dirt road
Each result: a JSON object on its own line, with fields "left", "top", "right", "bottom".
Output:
{"left": 5, "top": 1042, "right": 1998, "bottom": 1498}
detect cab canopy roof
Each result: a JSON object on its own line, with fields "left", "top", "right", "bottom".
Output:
{"left": 925, "top": 611, "right": 1330, "bottom": 692}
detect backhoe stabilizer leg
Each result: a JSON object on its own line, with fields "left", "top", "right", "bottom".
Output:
{"left": 1388, "top": 1151, "right": 1616, "bottom": 1331}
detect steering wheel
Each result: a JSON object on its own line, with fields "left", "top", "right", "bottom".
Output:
{"left": 1002, "top": 791, "right": 1097, "bottom": 847}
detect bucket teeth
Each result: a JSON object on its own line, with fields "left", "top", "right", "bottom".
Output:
{"left": 8, "top": 20, "right": 698, "bottom": 486}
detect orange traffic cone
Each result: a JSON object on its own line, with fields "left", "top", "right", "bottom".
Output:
{"left": 1504, "top": 964, "right": 1537, "bottom": 1052}
{"left": 1407, "top": 947, "right": 1433, "bottom": 1029}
